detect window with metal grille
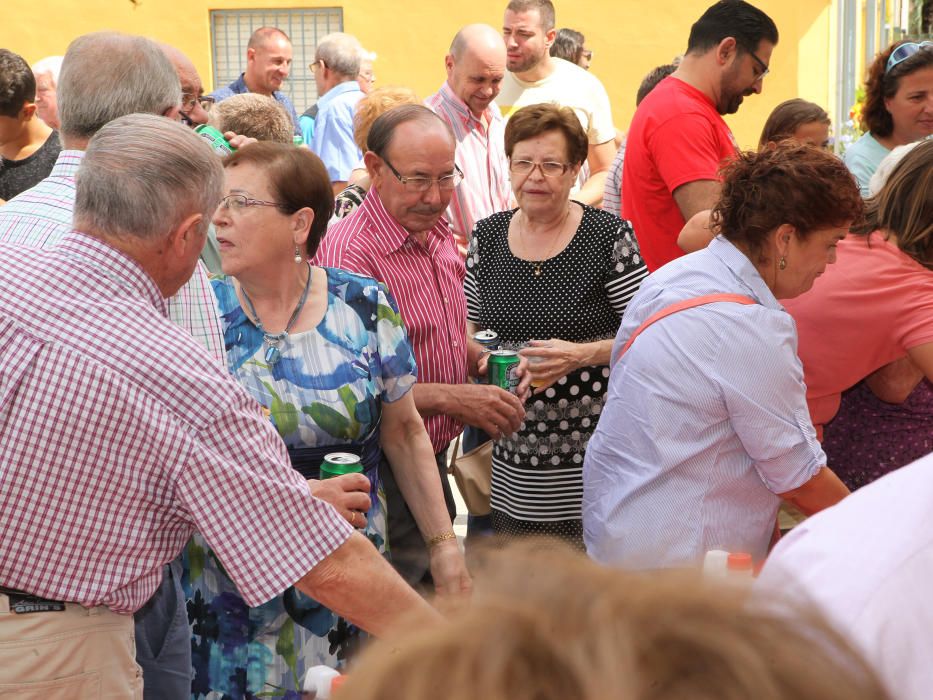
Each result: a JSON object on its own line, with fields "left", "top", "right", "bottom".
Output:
{"left": 210, "top": 7, "right": 343, "bottom": 115}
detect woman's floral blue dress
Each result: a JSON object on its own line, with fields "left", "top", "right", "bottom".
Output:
{"left": 183, "top": 267, "right": 417, "bottom": 699}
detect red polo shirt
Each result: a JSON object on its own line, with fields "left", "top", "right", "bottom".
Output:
{"left": 622, "top": 76, "right": 738, "bottom": 271}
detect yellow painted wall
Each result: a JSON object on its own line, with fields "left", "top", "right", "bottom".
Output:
{"left": 3, "top": 0, "right": 833, "bottom": 149}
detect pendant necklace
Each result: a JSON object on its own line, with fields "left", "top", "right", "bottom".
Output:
{"left": 240, "top": 262, "right": 312, "bottom": 366}
{"left": 519, "top": 206, "right": 571, "bottom": 277}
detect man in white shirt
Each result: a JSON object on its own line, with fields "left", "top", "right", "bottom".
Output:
{"left": 757, "top": 453, "right": 933, "bottom": 700}
{"left": 497, "top": 0, "right": 615, "bottom": 206}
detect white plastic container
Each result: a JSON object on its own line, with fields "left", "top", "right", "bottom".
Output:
{"left": 302, "top": 665, "right": 341, "bottom": 699}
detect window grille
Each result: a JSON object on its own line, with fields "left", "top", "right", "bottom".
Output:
{"left": 210, "top": 7, "right": 343, "bottom": 114}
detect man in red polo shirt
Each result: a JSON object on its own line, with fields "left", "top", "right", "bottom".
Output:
{"left": 622, "top": 0, "right": 778, "bottom": 271}
{"left": 314, "top": 104, "right": 527, "bottom": 586}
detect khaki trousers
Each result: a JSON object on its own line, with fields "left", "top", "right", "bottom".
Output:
{"left": 0, "top": 592, "right": 143, "bottom": 699}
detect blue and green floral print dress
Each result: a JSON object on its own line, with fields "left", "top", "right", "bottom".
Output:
{"left": 183, "top": 267, "right": 416, "bottom": 699}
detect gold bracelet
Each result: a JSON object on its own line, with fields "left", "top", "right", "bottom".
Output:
{"left": 425, "top": 531, "right": 457, "bottom": 548}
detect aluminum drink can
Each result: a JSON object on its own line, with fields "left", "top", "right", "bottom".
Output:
{"left": 320, "top": 452, "right": 363, "bottom": 479}
{"left": 488, "top": 350, "right": 520, "bottom": 394}
{"left": 473, "top": 329, "right": 499, "bottom": 351}
{"left": 194, "top": 124, "right": 235, "bottom": 156}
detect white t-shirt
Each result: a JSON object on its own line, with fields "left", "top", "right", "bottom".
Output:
{"left": 756, "top": 454, "right": 933, "bottom": 700}
{"left": 498, "top": 58, "right": 615, "bottom": 145}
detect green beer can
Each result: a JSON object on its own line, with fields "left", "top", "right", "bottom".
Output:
{"left": 194, "top": 124, "right": 235, "bottom": 156}
{"left": 320, "top": 452, "right": 363, "bottom": 479}
{"left": 488, "top": 350, "right": 520, "bottom": 394}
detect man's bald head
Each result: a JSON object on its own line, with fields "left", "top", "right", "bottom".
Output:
{"left": 446, "top": 24, "right": 507, "bottom": 117}
{"left": 450, "top": 23, "right": 506, "bottom": 61}
{"left": 247, "top": 27, "right": 290, "bottom": 50}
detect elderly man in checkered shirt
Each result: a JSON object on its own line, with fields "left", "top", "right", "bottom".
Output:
{"left": 0, "top": 112, "right": 433, "bottom": 696}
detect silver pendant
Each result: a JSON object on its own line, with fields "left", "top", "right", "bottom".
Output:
{"left": 264, "top": 344, "right": 282, "bottom": 366}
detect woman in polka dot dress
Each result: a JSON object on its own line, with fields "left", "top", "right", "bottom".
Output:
{"left": 464, "top": 104, "right": 648, "bottom": 546}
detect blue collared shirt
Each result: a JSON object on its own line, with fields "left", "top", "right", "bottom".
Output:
{"left": 209, "top": 73, "right": 300, "bottom": 134}
{"left": 309, "top": 81, "right": 364, "bottom": 182}
{"left": 583, "top": 236, "right": 825, "bottom": 569}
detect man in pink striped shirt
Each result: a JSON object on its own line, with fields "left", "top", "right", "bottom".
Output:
{"left": 426, "top": 24, "right": 511, "bottom": 257}
{"left": 0, "top": 114, "right": 432, "bottom": 696}
{"left": 314, "top": 105, "right": 526, "bottom": 586}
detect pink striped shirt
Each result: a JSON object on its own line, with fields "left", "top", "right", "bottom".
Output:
{"left": 314, "top": 187, "right": 468, "bottom": 452}
{"left": 0, "top": 232, "right": 352, "bottom": 613}
{"left": 426, "top": 83, "right": 511, "bottom": 256}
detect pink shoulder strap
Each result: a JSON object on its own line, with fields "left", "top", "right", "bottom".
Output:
{"left": 611, "top": 293, "right": 757, "bottom": 369}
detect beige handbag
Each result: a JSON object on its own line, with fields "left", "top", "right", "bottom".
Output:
{"left": 448, "top": 435, "right": 493, "bottom": 516}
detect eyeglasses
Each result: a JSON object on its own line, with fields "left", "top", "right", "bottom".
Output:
{"left": 886, "top": 41, "right": 933, "bottom": 74}
{"left": 181, "top": 94, "right": 214, "bottom": 114}
{"left": 218, "top": 194, "right": 285, "bottom": 213}
{"left": 509, "top": 159, "right": 572, "bottom": 177}
{"left": 581, "top": 49, "right": 593, "bottom": 62}
{"left": 381, "top": 157, "right": 464, "bottom": 192}
{"left": 749, "top": 49, "right": 770, "bottom": 79}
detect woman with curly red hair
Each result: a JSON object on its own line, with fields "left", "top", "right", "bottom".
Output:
{"left": 584, "top": 142, "right": 862, "bottom": 569}
{"left": 844, "top": 39, "right": 933, "bottom": 196}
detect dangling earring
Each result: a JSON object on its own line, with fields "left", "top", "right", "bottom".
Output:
{"left": 294, "top": 246, "right": 303, "bottom": 264}
{"left": 779, "top": 256, "right": 787, "bottom": 271}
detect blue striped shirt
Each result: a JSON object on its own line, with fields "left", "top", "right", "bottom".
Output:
{"left": 583, "top": 236, "right": 825, "bottom": 568}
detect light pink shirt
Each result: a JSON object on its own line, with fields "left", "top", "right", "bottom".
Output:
{"left": 426, "top": 82, "right": 511, "bottom": 256}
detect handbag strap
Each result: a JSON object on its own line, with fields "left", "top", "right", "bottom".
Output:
{"left": 610, "top": 293, "right": 757, "bottom": 368}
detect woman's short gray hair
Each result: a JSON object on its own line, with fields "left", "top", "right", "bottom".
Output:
{"left": 32, "top": 56, "right": 64, "bottom": 84}
{"left": 58, "top": 32, "right": 181, "bottom": 141}
{"left": 74, "top": 114, "right": 223, "bottom": 242}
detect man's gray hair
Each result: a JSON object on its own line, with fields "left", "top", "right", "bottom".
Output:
{"left": 74, "top": 114, "right": 223, "bottom": 242}
{"left": 315, "top": 33, "right": 363, "bottom": 79}
{"left": 58, "top": 32, "right": 180, "bottom": 141}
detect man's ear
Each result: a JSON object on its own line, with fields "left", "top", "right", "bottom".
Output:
{"left": 544, "top": 27, "right": 557, "bottom": 49}
{"left": 21, "top": 103, "right": 38, "bottom": 121}
{"left": 364, "top": 151, "right": 383, "bottom": 183}
{"left": 168, "top": 212, "right": 205, "bottom": 256}
{"left": 716, "top": 37, "right": 738, "bottom": 66}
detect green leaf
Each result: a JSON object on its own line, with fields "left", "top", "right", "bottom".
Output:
{"left": 376, "top": 302, "right": 404, "bottom": 327}
{"left": 186, "top": 540, "right": 205, "bottom": 582}
{"left": 262, "top": 381, "right": 299, "bottom": 437}
{"left": 276, "top": 615, "right": 297, "bottom": 678}
{"left": 302, "top": 402, "right": 354, "bottom": 439}
{"left": 336, "top": 386, "right": 362, "bottom": 434}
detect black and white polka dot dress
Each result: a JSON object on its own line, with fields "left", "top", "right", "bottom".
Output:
{"left": 465, "top": 202, "right": 648, "bottom": 544}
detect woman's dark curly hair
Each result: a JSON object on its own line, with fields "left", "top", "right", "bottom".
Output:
{"left": 861, "top": 40, "right": 933, "bottom": 137}
{"left": 712, "top": 142, "right": 863, "bottom": 263}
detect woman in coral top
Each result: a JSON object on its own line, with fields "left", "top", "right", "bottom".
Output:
{"left": 784, "top": 139, "right": 933, "bottom": 488}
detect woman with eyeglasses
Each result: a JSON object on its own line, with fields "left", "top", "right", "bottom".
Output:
{"left": 844, "top": 39, "right": 933, "bottom": 197}
{"left": 184, "top": 142, "right": 469, "bottom": 696}
{"left": 464, "top": 103, "right": 648, "bottom": 546}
